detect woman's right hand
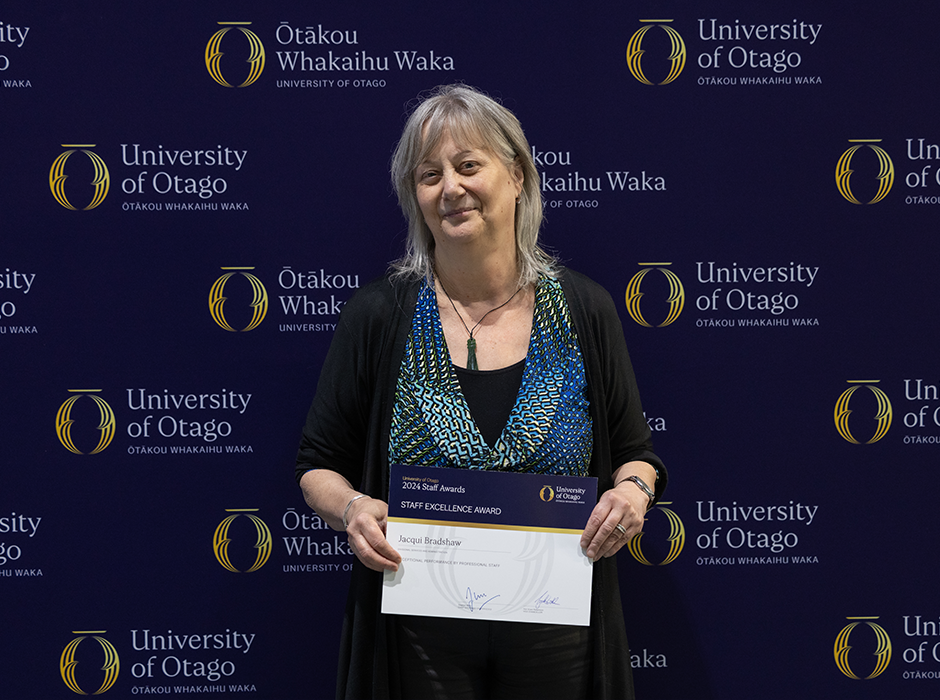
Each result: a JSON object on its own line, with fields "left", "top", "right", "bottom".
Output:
{"left": 343, "top": 496, "right": 402, "bottom": 572}
{"left": 299, "top": 469, "right": 402, "bottom": 572}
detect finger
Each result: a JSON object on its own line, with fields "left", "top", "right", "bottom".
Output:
{"left": 582, "top": 487, "right": 634, "bottom": 556}
{"left": 348, "top": 528, "right": 401, "bottom": 572}
{"left": 589, "top": 504, "right": 646, "bottom": 560}
{"left": 347, "top": 510, "right": 402, "bottom": 572}
{"left": 365, "top": 527, "right": 402, "bottom": 567}
{"left": 580, "top": 500, "right": 614, "bottom": 550}
{"left": 599, "top": 521, "right": 633, "bottom": 559}
{"left": 592, "top": 518, "right": 626, "bottom": 560}
{"left": 600, "top": 508, "right": 649, "bottom": 558}
{"left": 584, "top": 511, "right": 625, "bottom": 560}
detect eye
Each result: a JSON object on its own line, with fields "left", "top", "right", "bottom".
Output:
{"left": 417, "top": 169, "right": 440, "bottom": 183}
{"left": 460, "top": 161, "right": 480, "bottom": 173}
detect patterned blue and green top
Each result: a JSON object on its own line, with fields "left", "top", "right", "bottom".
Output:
{"left": 388, "top": 277, "right": 593, "bottom": 475}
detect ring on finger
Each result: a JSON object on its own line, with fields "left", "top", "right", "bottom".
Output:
{"left": 615, "top": 523, "right": 627, "bottom": 537}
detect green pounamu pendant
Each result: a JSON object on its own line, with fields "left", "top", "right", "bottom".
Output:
{"left": 466, "top": 337, "right": 478, "bottom": 371}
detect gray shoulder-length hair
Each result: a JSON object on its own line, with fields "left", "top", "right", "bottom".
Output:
{"left": 390, "top": 84, "right": 557, "bottom": 285}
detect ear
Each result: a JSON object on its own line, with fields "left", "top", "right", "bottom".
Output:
{"left": 511, "top": 157, "right": 524, "bottom": 197}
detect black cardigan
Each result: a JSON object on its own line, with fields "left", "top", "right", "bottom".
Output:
{"left": 297, "top": 268, "right": 667, "bottom": 699}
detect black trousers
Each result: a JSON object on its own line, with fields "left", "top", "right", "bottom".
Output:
{"left": 393, "top": 615, "right": 593, "bottom": 700}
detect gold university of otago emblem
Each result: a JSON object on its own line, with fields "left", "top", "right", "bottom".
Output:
{"left": 213, "top": 509, "right": 272, "bottom": 572}
{"left": 56, "top": 389, "right": 116, "bottom": 455}
{"left": 834, "top": 380, "right": 893, "bottom": 444}
{"left": 209, "top": 267, "right": 269, "bottom": 331}
{"left": 206, "top": 22, "right": 265, "bottom": 87}
{"left": 60, "top": 631, "right": 120, "bottom": 695}
{"left": 626, "top": 501, "right": 685, "bottom": 566}
{"left": 834, "top": 617, "right": 892, "bottom": 679}
{"left": 49, "top": 145, "right": 110, "bottom": 210}
{"left": 627, "top": 20, "right": 686, "bottom": 85}
{"left": 625, "top": 263, "right": 685, "bottom": 327}
{"left": 836, "top": 139, "right": 895, "bottom": 204}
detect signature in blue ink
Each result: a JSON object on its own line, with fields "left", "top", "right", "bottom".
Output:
{"left": 535, "top": 592, "right": 561, "bottom": 609}
{"left": 465, "top": 587, "right": 501, "bottom": 612}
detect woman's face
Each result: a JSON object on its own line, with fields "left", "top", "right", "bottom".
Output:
{"left": 414, "top": 130, "right": 523, "bottom": 254}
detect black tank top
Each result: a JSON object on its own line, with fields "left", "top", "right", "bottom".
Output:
{"left": 453, "top": 359, "right": 525, "bottom": 448}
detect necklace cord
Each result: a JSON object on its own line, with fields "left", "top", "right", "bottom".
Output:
{"left": 438, "top": 278, "right": 523, "bottom": 370}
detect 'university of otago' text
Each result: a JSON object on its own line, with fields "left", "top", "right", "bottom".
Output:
{"left": 625, "top": 17, "right": 825, "bottom": 87}
{"left": 903, "top": 137, "right": 940, "bottom": 204}
{"left": 120, "top": 144, "right": 248, "bottom": 206}
{"left": 694, "top": 261, "right": 821, "bottom": 328}
{"left": 694, "top": 499, "right": 820, "bottom": 565}
{"left": 899, "top": 615, "right": 940, "bottom": 677}
{"left": 624, "top": 261, "right": 821, "bottom": 329}
{"left": 0, "top": 511, "right": 43, "bottom": 578}
{"left": 0, "top": 21, "right": 32, "bottom": 84}
{"left": 0, "top": 268, "right": 37, "bottom": 332}
{"left": 126, "top": 627, "right": 258, "bottom": 691}
{"left": 695, "top": 17, "right": 823, "bottom": 79}
{"left": 124, "top": 388, "right": 255, "bottom": 454}
{"left": 900, "top": 378, "right": 940, "bottom": 445}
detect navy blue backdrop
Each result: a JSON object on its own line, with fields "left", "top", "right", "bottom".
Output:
{"left": 4, "top": 2, "right": 939, "bottom": 698}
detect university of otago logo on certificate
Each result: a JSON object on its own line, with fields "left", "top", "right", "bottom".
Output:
{"left": 49, "top": 145, "right": 110, "bottom": 211}
{"left": 835, "top": 140, "right": 895, "bottom": 204}
{"left": 209, "top": 267, "right": 269, "bottom": 331}
{"left": 625, "top": 263, "right": 685, "bottom": 327}
{"left": 834, "top": 380, "right": 893, "bottom": 444}
{"left": 213, "top": 509, "right": 272, "bottom": 573}
{"left": 834, "top": 617, "right": 892, "bottom": 680}
{"left": 60, "top": 631, "right": 120, "bottom": 695}
{"left": 627, "top": 20, "right": 686, "bottom": 85}
{"left": 56, "top": 389, "right": 116, "bottom": 455}
{"left": 206, "top": 22, "right": 265, "bottom": 87}
{"left": 626, "top": 502, "right": 685, "bottom": 566}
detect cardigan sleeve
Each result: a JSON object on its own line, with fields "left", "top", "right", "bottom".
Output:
{"left": 294, "top": 276, "right": 401, "bottom": 487}
{"left": 563, "top": 269, "right": 667, "bottom": 502}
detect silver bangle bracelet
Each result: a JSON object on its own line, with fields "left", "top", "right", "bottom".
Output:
{"left": 342, "top": 494, "right": 369, "bottom": 530}
{"left": 616, "top": 475, "right": 655, "bottom": 511}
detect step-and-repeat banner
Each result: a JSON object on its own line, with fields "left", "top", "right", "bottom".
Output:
{"left": 4, "top": 2, "right": 938, "bottom": 698}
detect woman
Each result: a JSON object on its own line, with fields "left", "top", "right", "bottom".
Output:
{"left": 296, "top": 84, "right": 666, "bottom": 699}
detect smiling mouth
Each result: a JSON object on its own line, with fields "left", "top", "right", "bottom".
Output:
{"left": 443, "top": 208, "right": 474, "bottom": 218}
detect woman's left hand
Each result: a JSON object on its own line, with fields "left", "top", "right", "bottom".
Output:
{"left": 580, "top": 468, "right": 652, "bottom": 561}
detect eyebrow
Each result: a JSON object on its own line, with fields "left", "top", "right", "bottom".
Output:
{"left": 416, "top": 149, "right": 481, "bottom": 168}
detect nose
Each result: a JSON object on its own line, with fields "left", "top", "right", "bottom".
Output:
{"left": 441, "top": 168, "right": 464, "bottom": 199}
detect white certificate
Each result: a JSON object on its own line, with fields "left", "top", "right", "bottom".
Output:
{"left": 382, "top": 464, "right": 597, "bottom": 626}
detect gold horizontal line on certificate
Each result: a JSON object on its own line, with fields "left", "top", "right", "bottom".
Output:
{"left": 388, "top": 516, "right": 583, "bottom": 535}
